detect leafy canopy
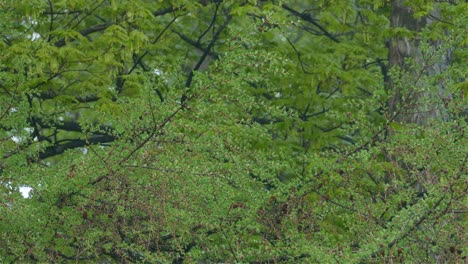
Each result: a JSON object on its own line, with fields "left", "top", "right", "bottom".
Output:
{"left": 0, "top": 0, "right": 466, "bottom": 263}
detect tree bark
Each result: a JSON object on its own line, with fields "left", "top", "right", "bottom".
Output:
{"left": 388, "top": 0, "right": 452, "bottom": 124}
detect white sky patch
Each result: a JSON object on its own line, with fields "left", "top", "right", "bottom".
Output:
{"left": 28, "top": 32, "right": 41, "bottom": 41}
{"left": 11, "top": 136, "right": 22, "bottom": 143}
{"left": 19, "top": 186, "right": 33, "bottom": 198}
{"left": 153, "top": 68, "right": 162, "bottom": 76}
{"left": 21, "top": 18, "right": 37, "bottom": 26}
{"left": 21, "top": 18, "right": 40, "bottom": 41}
{"left": 2, "top": 182, "right": 34, "bottom": 199}
{"left": 9, "top": 107, "right": 18, "bottom": 113}
{"left": 3, "top": 181, "right": 13, "bottom": 191}
{"left": 10, "top": 127, "right": 34, "bottom": 144}
{"left": 28, "top": 17, "right": 38, "bottom": 25}
{"left": 153, "top": 68, "right": 170, "bottom": 85}
{"left": 79, "top": 147, "right": 88, "bottom": 155}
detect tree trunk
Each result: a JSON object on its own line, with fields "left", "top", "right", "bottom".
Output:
{"left": 388, "top": 0, "right": 452, "bottom": 124}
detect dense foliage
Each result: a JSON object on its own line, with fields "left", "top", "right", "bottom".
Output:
{"left": 1, "top": 0, "right": 466, "bottom": 263}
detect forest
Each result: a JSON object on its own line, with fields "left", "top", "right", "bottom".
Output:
{"left": 0, "top": 0, "right": 466, "bottom": 263}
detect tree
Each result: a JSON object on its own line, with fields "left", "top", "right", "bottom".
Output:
{"left": 388, "top": 0, "right": 456, "bottom": 124}
{"left": 1, "top": 0, "right": 466, "bottom": 262}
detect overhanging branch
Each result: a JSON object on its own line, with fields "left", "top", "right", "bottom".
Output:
{"left": 282, "top": 4, "right": 340, "bottom": 43}
{"left": 38, "top": 134, "right": 115, "bottom": 160}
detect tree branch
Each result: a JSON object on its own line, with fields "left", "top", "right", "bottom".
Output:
{"left": 38, "top": 134, "right": 115, "bottom": 160}
{"left": 54, "top": 23, "right": 112, "bottom": 47}
{"left": 182, "top": 9, "right": 231, "bottom": 103}
{"left": 281, "top": 4, "right": 340, "bottom": 43}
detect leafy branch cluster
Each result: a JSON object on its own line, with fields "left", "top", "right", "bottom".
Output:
{"left": 0, "top": 0, "right": 466, "bottom": 263}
